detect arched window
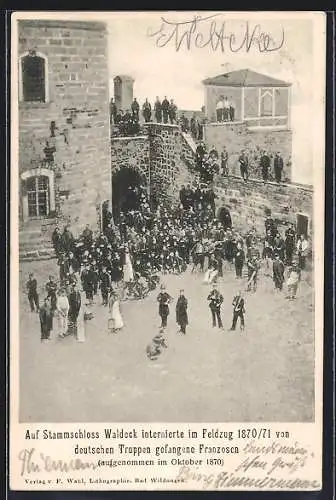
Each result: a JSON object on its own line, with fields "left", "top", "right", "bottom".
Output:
{"left": 19, "top": 51, "right": 48, "bottom": 103}
{"left": 26, "top": 175, "right": 49, "bottom": 216}
{"left": 21, "top": 168, "right": 55, "bottom": 220}
{"left": 260, "top": 90, "right": 273, "bottom": 117}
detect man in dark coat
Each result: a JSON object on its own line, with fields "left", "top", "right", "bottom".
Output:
{"left": 169, "top": 99, "right": 177, "bottom": 124}
{"left": 157, "top": 285, "right": 173, "bottom": 329}
{"left": 131, "top": 98, "right": 140, "bottom": 122}
{"left": 285, "top": 223, "right": 296, "bottom": 265}
{"left": 273, "top": 254, "right": 285, "bottom": 291}
{"left": 234, "top": 242, "right": 245, "bottom": 278}
{"left": 265, "top": 215, "right": 277, "bottom": 238}
{"left": 45, "top": 275, "right": 57, "bottom": 312}
{"left": 176, "top": 289, "right": 188, "bottom": 334}
{"left": 142, "top": 98, "right": 152, "bottom": 123}
{"left": 207, "top": 284, "right": 224, "bottom": 329}
{"left": 274, "top": 152, "right": 284, "bottom": 183}
{"left": 67, "top": 283, "right": 82, "bottom": 335}
{"left": 100, "top": 266, "right": 111, "bottom": 306}
{"left": 190, "top": 114, "right": 197, "bottom": 139}
{"left": 61, "top": 226, "right": 75, "bottom": 254}
{"left": 221, "top": 148, "right": 229, "bottom": 176}
{"left": 260, "top": 151, "right": 270, "bottom": 183}
{"left": 154, "top": 97, "right": 162, "bottom": 123}
{"left": 229, "top": 291, "right": 245, "bottom": 331}
{"left": 26, "top": 272, "right": 39, "bottom": 312}
{"left": 238, "top": 150, "right": 249, "bottom": 181}
{"left": 51, "top": 226, "right": 62, "bottom": 256}
{"left": 39, "top": 297, "right": 53, "bottom": 341}
{"left": 161, "top": 96, "right": 170, "bottom": 124}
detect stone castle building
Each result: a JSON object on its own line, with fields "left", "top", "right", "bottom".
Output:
{"left": 17, "top": 20, "right": 312, "bottom": 259}
{"left": 18, "top": 19, "right": 111, "bottom": 250}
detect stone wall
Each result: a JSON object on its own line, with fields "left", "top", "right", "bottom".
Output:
{"left": 111, "top": 136, "right": 150, "bottom": 181}
{"left": 18, "top": 20, "right": 111, "bottom": 236}
{"left": 204, "top": 122, "right": 292, "bottom": 182}
{"left": 215, "top": 176, "right": 313, "bottom": 236}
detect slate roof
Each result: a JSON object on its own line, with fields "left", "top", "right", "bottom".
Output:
{"left": 202, "top": 69, "right": 291, "bottom": 87}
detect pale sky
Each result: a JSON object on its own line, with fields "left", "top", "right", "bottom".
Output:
{"left": 106, "top": 12, "right": 325, "bottom": 184}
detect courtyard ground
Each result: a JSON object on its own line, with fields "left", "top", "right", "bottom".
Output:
{"left": 18, "top": 259, "right": 314, "bottom": 422}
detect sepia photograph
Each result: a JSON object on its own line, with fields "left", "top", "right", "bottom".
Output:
{"left": 13, "top": 12, "right": 324, "bottom": 424}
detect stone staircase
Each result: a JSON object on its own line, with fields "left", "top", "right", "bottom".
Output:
{"left": 19, "top": 218, "right": 56, "bottom": 261}
{"left": 181, "top": 131, "right": 197, "bottom": 154}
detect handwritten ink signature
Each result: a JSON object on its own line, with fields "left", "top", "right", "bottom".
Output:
{"left": 147, "top": 14, "right": 285, "bottom": 53}
{"left": 18, "top": 448, "right": 97, "bottom": 476}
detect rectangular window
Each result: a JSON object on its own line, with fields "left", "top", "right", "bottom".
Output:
{"left": 22, "top": 55, "right": 45, "bottom": 102}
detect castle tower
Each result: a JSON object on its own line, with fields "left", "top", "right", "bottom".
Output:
{"left": 18, "top": 19, "right": 111, "bottom": 238}
{"left": 113, "top": 75, "right": 134, "bottom": 112}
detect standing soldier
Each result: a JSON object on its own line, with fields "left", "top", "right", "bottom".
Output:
{"left": 161, "top": 96, "right": 170, "bottom": 124}
{"left": 142, "top": 98, "right": 152, "bottom": 123}
{"left": 272, "top": 254, "right": 285, "bottom": 291}
{"left": 51, "top": 225, "right": 62, "bottom": 256}
{"left": 26, "top": 272, "right": 39, "bottom": 312}
{"left": 157, "top": 285, "right": 173, "bottom": 330}
{"left": 207, "top": 284, "right": 224, "bottom": 329}
{"left": 229, "top": 291, "right": 245, "bottom": 331}
{"left": 154, "top": 97, "right": 162, "bottom": 123}
{"left": 238, "top": 150, "right": 249, "bottom": 182}
{"left": 221, "top": 147, "right": 229, "bottom": 176}
{"left": 260, "top": 150, "right": 270, "bottom": 183}
{"left": 234, "top": 242, "right": 245, "bottom": 279}
{"left": 131, "top": 98, "right": 140, "bottom": 122}
{"left": 45, "top": 275, "right": 57, "bottom": 312}
{"left": 169, "top": 99, "right": 177, "bottom": 124}
{"left": 285, "top": 223, "right": 296, "bottom": 265}
{"left": 39, "top": 297, "right": 53, "bottom": 342}
{"left": 246, "top": 255, "right": 260, "bottom": 292}
{"left": 297, "top": 234, "right": 309, "bottom": 270}
{"left": 176, "top": 289, "right": 188, "bottom": 334}
{"left": 67, "top": 283, "right": 82, "bottom": 335}
{"left": 274, "top": 152, "right": 284, "bottom": 183}
{"left": 100, "top": 266, "right": 111, "bottom": 306}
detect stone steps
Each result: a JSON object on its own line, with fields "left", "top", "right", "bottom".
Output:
{"left": 19, "top": 218, "right": 57, "bottom": 259}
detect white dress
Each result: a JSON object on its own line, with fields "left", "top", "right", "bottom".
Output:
{"left": 123, "top": 253, "right": 134, "bottom": 283}
{"left": 109, "top": 299, "right": 124, "bottom": 331}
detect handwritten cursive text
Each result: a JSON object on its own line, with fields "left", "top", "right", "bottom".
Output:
{"left": 147, "top": 15, "right": 285, "bottom": 53}
{"left": 18, "top": 448, "right": 97, "bottom": 476}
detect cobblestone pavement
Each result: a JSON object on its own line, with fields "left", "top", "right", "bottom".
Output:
{"left": 18, "top": 259, "right": 314, "bottom": 422}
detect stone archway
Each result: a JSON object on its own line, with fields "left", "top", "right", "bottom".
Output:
{"left": 112, "top": 167, "right": 147, "bottom": 224}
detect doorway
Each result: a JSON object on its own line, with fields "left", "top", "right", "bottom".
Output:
{"left": 296, "top": 213, "right": 309, "bottom": 237}
{"left": 112, "top": 167, "right": 147, "bottom": 224}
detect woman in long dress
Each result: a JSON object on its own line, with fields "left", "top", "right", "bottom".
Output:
{"left": 122, "top": 245, "right": 134, "bottom": 299}
{"left": 108, "top": 291, "right": 124, "bottom": 333}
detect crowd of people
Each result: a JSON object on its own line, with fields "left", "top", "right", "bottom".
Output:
{"left": 192, "top": 143, "right": 286, "bottom": 184}
{"left": 25, "top": 178, "right": 309, "bottom": 345}
{"left": 215, "top": 96, "right": 236, "bottom": 122}
{"left": 109, "top": 96, "right": 205, "bottom": 141}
